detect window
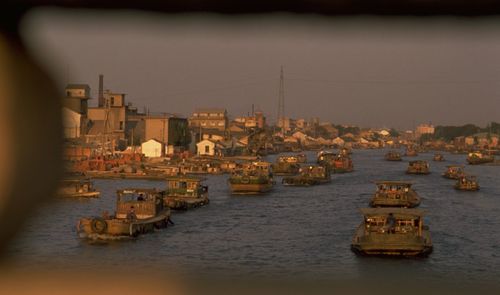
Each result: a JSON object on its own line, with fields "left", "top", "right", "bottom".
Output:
{"left": 110, "top": 97, "right": 114, "bottom": 106}
{"left": 119, "top": 121, "right": 124, "bottom": 130}
{"left": 205, "top": 145, "right": 210, "bottom": 153}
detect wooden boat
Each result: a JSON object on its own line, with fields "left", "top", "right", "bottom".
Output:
{"left": 455, "top": 175, "right": 480, "bottom": 191}
{"left": 351, "top": 208, "right": 432, "bottom": 257}
{"left": 442, "top": 165, "right": 465, "bottom": 179}
{"left": 77, "top": 188, "right": 171, "bottom": 240}
{"left": 370, "top": 181, "right": 420, "bottom": 208}
{"left": 404, "top": 147, "right": 418, "bottom": 157}
{"left": 331, "top": 154, "right": 354, "bottom": 173}
{"left": 58, "top": 178, "right": 100, "bottom": 198}
{"left": 229, "top": 161, "right": 273, "bottom": 194}
{"left": 406, "top": 160, "right": 430, "bottom": 175}
{"left": 282, "top": 165, "right": 331, "bottom": 186}
{"left": 271, "top": 156, "right": 301, "bottom": 176}
{"left": 164, "top": 177, "right": 209, "bottom": 210}
{"left": 317, "top": 151, "right": 336, "bottom": 165}
{"left": 467, "top": 151, "right": 494, "bottom": 165}
{"left": 385, "top": 150, "right": 402, "bottom": 161}
{"left": 295, "top": 153, "right": 307, "bottom": 163}
{"left": 433, "top": 153, "right": 445, "bottom": 161}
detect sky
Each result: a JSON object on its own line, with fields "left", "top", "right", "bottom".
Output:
{"left": 20, "top": 9, "right": 500, "bottom": 130}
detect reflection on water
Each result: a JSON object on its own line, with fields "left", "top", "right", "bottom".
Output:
{"left": 7, "top": 150, "right": 500, "bottom": 283}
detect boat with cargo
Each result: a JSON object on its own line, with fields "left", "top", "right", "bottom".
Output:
{"left": 351, "top": 208, "right": 432, "bottom": 257}
{"left": 455, "top": 175, "right": 480, "bottom": 191}
{"left": 282, "top": 165, "right": 331, "bottom": 186}
{"left": 467, "top": 151, "right": 494, "bottom": 165}
{"left": 58, "top": 178, "right": 100, "bottom": 198}
{"left": 442, "top": 165, "right": 465, "bottom": 179}
{"left": 77, "top": 188, "right": 171, "bottom": 240}
{"left": 271, "top": 156, "right": 301, "bottom": 176}
{"left": 385, "top": 150, "right": 402, "bottom": 161}
{"left": 164, "top": 177, "right": 209, "bottom": 210}
{"left": 433, "top": 153, "right": 445, "bottom": 162}
{"left": 229, "top": 161, "right": 274, "bottom": 194}
{"left": 406, "top": 160, "right": 430, "bottom": 175}
{"left": 370, "top": 181, "right": 420, "bottom": 208}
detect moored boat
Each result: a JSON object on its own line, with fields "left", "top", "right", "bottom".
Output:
{"left": 282, "top": 165, "right": 331, "bottom": 186}
{"left": 442, "top": 165, "right": 465, "bottom": 179}
{"left": 385, "top": 150, "right": 402, "bottom": 161}
{"left": 351, "top": 208, "right": 432, "bottom": 257}
{"left": 77, "top": 188, "right": 171, "bottom": 240}
{"left": 455, "top": 175, "right": 480, "bottom": 191}
{"left": 405, "top": 147, "right": 418, "bottom": 157}
{"left": 370, "top": 181, "right": 420, "bottom": 208}
{"left": 58, "top": 178, "right": 100, "bottom": 198}
{"left": 164, "top": 177, "right": 209, "bottom": 210}
{"left": 466, "top": 151, "right": 494, "bottom": 165}
{"left": 331, "top": 154, "right": 354, "bottom": 173}
{"left": 406, "top": 160, "right": 430, "bottom": 175}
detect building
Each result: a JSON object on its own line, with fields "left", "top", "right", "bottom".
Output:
{"left": 189, "top": 108, "right": 228, "bottom": 131}
{"left": 415, "top": 123, "right": 435, "bottom": 137}
{"left": 62, "top": 107, "right": 82, "bottom": 139}
{"left": 234, "top": 111, "right": 266, "bottom": 129}
{"left": 196, "top": 139, "right": 216, "bottom": 156}
{"left": 63, "top": 84, "right": 90, "bottom": 115}
{"left": 141, "top": 139, "right": 165, "bottom": 158}
{"left": 87, "top": 90, "right": 127, "bottom": 141}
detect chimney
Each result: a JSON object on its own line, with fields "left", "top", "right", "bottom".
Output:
{"left": 98, "top": 74, "right": 104, "bottom": 107}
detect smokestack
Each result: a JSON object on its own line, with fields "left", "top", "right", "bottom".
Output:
{"left": 98, "top": 74, "right": 104, "bottom": 107}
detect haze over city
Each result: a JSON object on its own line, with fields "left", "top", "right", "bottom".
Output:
{"left": 21, "top": 9, "right": 500, "bottom": 129}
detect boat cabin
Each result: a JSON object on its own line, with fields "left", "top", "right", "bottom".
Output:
{"left": 407, "top": 160, "right": 430, "bottom": 174}
{"left": 443, "top": 165, "right": 464, "bottom": 179}
{"left": 360, "top": 208, "right": 426, "bottom": 235}
{"left": 115, "top": 189, "right": 165, "bottom": 219}
{"left": 455, "top": 175, "right": 480, "bottom": 191}
{"left": 375, "top": 181, "right": 412, "bottom": 195}
{"left": 165, "top": 177, "right": 208, "bottom": 198}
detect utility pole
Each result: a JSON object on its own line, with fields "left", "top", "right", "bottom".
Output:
{"left": 277, "top": 65, "right": 285, "bottom": 137}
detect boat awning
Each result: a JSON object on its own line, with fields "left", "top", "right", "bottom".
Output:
{"left": 360, "top": 208, "right": 426, "bottom": 218}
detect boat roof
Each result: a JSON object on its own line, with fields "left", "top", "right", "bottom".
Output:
{"left": 446, "top": 165, "right": 464, "bottom": 168}
{"left": 117, "top": 188, "right": 160, "bottom": 194}
{"left": 374, "top": 181, "right": 414, "bottom": 185}
{"left": 360, "top": 208, "right": 425, "bottom": 217}
{"left": 409, "top": 160, "right": 428, "bottom": 164}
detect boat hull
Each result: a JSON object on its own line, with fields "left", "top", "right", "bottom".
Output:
{"left": 230, "top": 183, "right": 273, "bottom": 194}
{"left": 59, "top": 191, "right": 100, "bottom": 198}
{"left": 164, "top": 196, "right": 210, "bottom": 210}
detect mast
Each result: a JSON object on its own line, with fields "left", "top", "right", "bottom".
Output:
{"left": 277, "top": 66, "right": 285, "bottom": 137}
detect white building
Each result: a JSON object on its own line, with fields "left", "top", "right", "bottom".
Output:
{"left": 196, "top": 139, "right": 216, "bottom": 156}
{"left": 141, "top": 139, "right": 165, "bottom": 158}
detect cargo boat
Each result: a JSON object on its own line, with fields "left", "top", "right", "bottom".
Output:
{"left": 229, "top": 161, "right": 274, "bottom": 194}
{"left": 455, "top": 175, "right": 480, "bottom": 191}
{"left": 467, "top": 151, "right": 494, "bottom": 165}
{"left": 271, "top": 156, "right": 301, "bottom": 176}
{"left": 442, "top": 165, "right": 465, "bottom": 179}
{"left": 433, "top": 153, "right": 445, "bottom": 161}
{"left": 370, "top": 181, "right": 420, "bottom": 208}
{"left": 406, "top": 160, "right": 430, "bottom": 175}
{"left": 77, "top": 188, "right": 171, "bottom": 240}
{"left": 282, "top": 165, "right": 331, "bottom": 186}
{"left": 385, "top": 151, "right": 402, "bottom": 161}
{"left": 351, "top": 208, "right": 432, "bottom": 257}
{"left": 331, "top": 154, "right": 354, "bottom": 173}
{"left": 164, "top": 177, "right": 209, "bottom": 210}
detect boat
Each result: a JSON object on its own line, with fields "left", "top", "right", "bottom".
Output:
{"left": 295, "top": 153, "right": 307, "bottom": 163}
{"left": 58, "top": 178, "right": 100, "bottom": 198}
{"left": 282, "top": 165, "right": 331, "bottom": 186}
{"left": 433, "top": 153, "right": 445, "bottom": 161}
{"left": 406, "top": 160, "right": 430, "bottom": 175}
{"left": 442, "top": 165, "right": 465, "bottom": 179}
{"left": 370, "top": 181, "right": 420, "bottom": 208}
{"left": 331, "top": 154, "right": 354, "bottom": 173}
{"left": 351, "top": 208, "right": 433, "bottom": 257}
{"left": 385, "top": 150, "right": 402, "bottom": 161}
{"left": 404, "top": 147, "right": 418, "bottom": 157}
{"left": 271, "top": 156, "right": 301, "bottom": 176}
{"left": 317, "top": 151, "right": 336, "bottom": 165}
{"left": 77, "top": 188, "right": 171, "bottom": 239}
{"left": 229, "top": 161, "right": 274, "bottom": 194}
{"left": 466, "top": 151, "right": 494, "bottom": 165}
{"left": 164, "top": 177, "right": 209, "bottom": 210}
{"left": 340, "top": 147, "right": 352, "bottom": 156}
{"left": 455, "top": 175, "right": 480, "bottom": 191}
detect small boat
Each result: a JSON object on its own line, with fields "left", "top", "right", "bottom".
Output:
{"left": 455, "top": 175, "right": 480, "bottom": 191}
{"left": 317, "top": 151, "right": 336, "bottom": 165}
{"left": 466, "top": 151, "right": 494, "bottom": 165}
{"left": 77, "top": 188, "right": 171, "bottom": 240}
{"left": 229, "top": 161, "right": 274, "bottom": 194}
{"left": 58, "top": 178, "right": 100, "bottom": 198}
{"left": 164, "top": 177, "right": 209, "bottom": 210}
{"left": 406, "top": 160, "right": 430, "bottom": 175}
{"left": 433, "top": 153, "right": 445, "bottom": 162}
{"left": 282, "top": 165, "right": 331, "bottom": 186}
{"left": 405, "top": 147, "right": 418, "bottom": 157}
{"left": 331, "top": 154, "right": 354, "bottom": 173}
{"left": 295, "top": 153, "right": 307, "bottom": 163}
{"left": 271, "top": 156, "right": 301, "bottom": 176}
{"left": 370, "top": 181, "right": 420, "bottom": 208}
{"left": 385, "top": 150, "right": 402, "bottom": 161}
{"left": 351, "top": 208, "right": 432, "bottom": 257}
{"left": 442, "top": 165, "right": 465, "bottom": 179}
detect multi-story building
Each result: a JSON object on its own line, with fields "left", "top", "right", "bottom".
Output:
{"left": 415, "top": 123, "right": 435, "bottom": 138}
{"left": 233, "top": 111, "right": 266, "bottom": 129}
{"left": 62, "top": 84, "right": 91, "bottom": 139}
{"left": 189, "top": 108, "right": 228, "bottom": 131}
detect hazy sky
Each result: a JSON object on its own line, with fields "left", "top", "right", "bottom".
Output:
{"left": 21, "top": 9, "right": 500, "bottom": 129}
